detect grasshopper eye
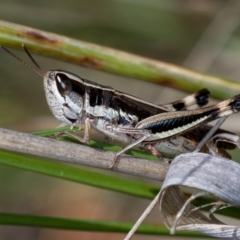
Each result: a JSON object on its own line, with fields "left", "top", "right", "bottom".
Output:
{"left": 56, "top": 73, "right": 72, "bottom": 95}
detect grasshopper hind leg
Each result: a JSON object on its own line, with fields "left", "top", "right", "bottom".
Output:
{"left": 108, "top": 129, "right": 152, "bottom": 169}
{"left": 162, "top": 88, "right": 210, "bottom": 111}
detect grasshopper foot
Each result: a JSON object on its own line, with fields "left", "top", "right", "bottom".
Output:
{"left": 108, "top": 154, "right": 119, "bottom": 169}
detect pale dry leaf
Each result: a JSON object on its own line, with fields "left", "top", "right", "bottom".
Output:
{"left": 159, "top": 152, "right": 240, "bottom": 239}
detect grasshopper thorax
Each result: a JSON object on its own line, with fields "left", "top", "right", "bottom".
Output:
{"left": 44, "top": 70, "right": 85, "bottom": 126}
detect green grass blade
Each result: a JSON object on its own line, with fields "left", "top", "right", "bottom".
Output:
{"left": 0, "top": 151, "right": 158, "bottom": 199}
{"left": 0, "top": 212, "right": 208, "bottom": 238}
{"left": 32, "top": 127, "right": 159, "bottom": 160}
{"left": 0, "top": 20, "right": 239, "bottom": 99}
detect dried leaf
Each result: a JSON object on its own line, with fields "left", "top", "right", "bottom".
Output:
{"left": 159, "top": 152, "right": 240, "bottom": 239}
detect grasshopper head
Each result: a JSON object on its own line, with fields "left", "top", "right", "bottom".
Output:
{"left": 44, "top": 70, "right": 85, "bottom": 126}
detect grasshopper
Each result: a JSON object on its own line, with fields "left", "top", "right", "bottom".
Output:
{"left": 1, "top": 45, "right": 239, "bottom": 168}
{"left": 43, "top": 70, "right": 240, "bottom": 167}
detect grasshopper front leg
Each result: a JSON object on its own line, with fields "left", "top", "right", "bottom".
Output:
{"left": 64, "top": 118, "right": 93, "bottom": 144}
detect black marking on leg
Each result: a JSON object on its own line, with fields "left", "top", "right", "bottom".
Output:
{"left": 195, "top": 88, "right": 210, "bottom": 107}
{"left": 232, "top": 96, "right": 240, "bottom": 111}
{"left": 172, "top": 102, "right": 185, "bottom": 111}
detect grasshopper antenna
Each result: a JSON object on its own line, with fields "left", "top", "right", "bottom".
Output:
{"left": 22, "top": 44, "right": 42, "bottom": 71}
{"left": 0, "top": 44, "right": 45, "bottom": 78}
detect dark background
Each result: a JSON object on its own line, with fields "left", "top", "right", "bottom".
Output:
{"left": 0, "top": 0, "right": 240, "bottom": 239}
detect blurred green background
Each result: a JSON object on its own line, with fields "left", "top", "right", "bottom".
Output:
{"left": 1, "top": 0, "right": 240, "bottom": 239}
